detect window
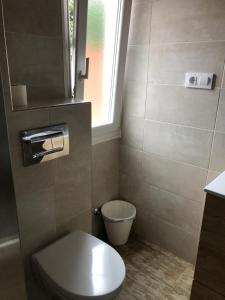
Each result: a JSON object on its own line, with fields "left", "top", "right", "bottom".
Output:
{"left": 65, "top": 0, "right": 131, "bottom": 143}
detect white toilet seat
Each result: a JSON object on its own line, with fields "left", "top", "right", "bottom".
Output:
{"left": 32, "top": 231, "right": 126, "bottom": 300}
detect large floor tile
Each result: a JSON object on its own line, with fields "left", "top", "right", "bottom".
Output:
{"left": 116, "top": 239, "right": 194, "bottom": 299}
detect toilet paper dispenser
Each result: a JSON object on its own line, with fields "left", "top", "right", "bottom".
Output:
{"left": 21, "top": 124, "right": 69, "bottom": 166}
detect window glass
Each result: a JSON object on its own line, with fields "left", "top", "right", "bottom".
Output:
{"left": 68, "top": 0, "right": 122, "bottom": 126}
{"left": 68, "top": 0, "right": 76, "bottom": 95}
{"left": 85, "top": 0, "right": 121, "bottom": 125}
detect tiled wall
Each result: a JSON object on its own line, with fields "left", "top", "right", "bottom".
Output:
{"left": 120, "top": 0, "right": 225, "bottom": 263}
{"left": 6, "top": 112, "right": 118, "bottom": 299}
{"left": 7, "top": 103, "right": 92, "bottom": 300}
{"left": 6, "top": 110, "right": 118, "bottom": 299}
{"left": 92, "top": 139, "right": 120, "bottom": 236}
{"left": 2, "top": 0, "right": 65, "bottom": 101}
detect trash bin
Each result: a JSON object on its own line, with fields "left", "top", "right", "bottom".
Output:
{"left": 101, "top": 200, "right": 136, "bottom": 245}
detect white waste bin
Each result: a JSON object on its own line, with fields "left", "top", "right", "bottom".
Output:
{"left": 101, "top": 200, "right": 136, "bottom": 245}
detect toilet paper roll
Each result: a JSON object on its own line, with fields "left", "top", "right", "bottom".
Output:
{"left": 11, "top": 85, "right": 28, "bottom": 107}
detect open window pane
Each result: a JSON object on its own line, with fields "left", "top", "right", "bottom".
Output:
{"left": 68, "top": 0, "right": 124, "bottom": 127}
{"left": 68, "top": 0, "right": 77, "bottom": 96}
{"left": 84, "top": 0, "right": 122, "bottom": 126}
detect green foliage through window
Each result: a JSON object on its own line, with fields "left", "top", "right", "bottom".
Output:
{"left": 68, "top": 0, "right": 75, "bottom": 48}
{"left": 87, "top": 0, "right": 105, "bottom": 48}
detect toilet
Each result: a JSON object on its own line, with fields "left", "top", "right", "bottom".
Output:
{"left": 32, "top": 230, "right": 126, "bottom": 300}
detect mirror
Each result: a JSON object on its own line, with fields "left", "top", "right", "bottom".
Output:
{"left": 2, "top": 0, "right": 72, "bottom": 111}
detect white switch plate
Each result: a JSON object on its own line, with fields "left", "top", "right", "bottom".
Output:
{"left": 185, "top": 72, "right": 214, "bottom": 89}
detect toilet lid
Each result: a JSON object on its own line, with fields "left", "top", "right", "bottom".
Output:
{"left": 32, "top": 231, "right": 126, "bottom": 299}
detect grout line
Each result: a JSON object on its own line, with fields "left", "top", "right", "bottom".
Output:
{"left": 127, "top": 44, "right": 149, "bottom": 48}
{"left": 120, "top": 142, "right": 215, "bottom": 172}
{"left": 139, "top": 0, "right": 153, "bottom": 152}
{"left": 122, "top": 129, "right": 223, "bottom": 174}
{"left": 128, "top": 39, "right": 225, "bottom": 47}
{"left": 143, "top": 39, "right": 225, "bottom": 46}
{"left": 124, "top": 113, "right": 219, "bottom": 133}
{"left": 207, "top": 60, "right": 225, "bottom": 175}
{"left": 123, "top": 78, "right": 222, "bottom": 90}
{"left": 143, "top": 118, "right": 215, "bottom": 133}
{"left": 120, "top": 168, "right": 204, "bottom": 206}
{"left": 147, "top": 83, "right": 222, "bottom": 89}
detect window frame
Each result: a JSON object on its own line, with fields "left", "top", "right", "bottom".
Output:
{"left": 62, "top": 0, "right": 132, "bottom": 144}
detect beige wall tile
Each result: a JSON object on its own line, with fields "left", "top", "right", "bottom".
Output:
{"left": 123, "top": 80, "right": 147, "bottom": 118}
{"left": 17, "top": 187, "right": 56, "bottom": 258}
{"left": 56, "top": 210, "right": 92, "bottom": 237}
{"left": 120, "top": 145, "right": 142, "bottom": 174}
{"left": 13, "top": 161, "right": 54, "bottom": 196}
{"left": 136, "top": 183, "right": 202, "bottom": 235}
{"left": 6, "top": 33, "right": 63, "bottom": 74}
{"left": 92, "top": 139, "right": 119, "bottom": 236}
{"left": 146, "top": 85, "right": 219, "bottom": 130}
{"left": 50, "top": 103, "right": 91, "bottom": 183}
{"left": 120, "top": 0, "right": 225, "bottom": 264}
{"left": 119, "top": 172, "right": 141, "bottom": 205}
{"left": 50, "top": 104, "right": 92, "bottom": 233}
{"left": 6, "top": 32, "right": 64, "bottom": 100}
{"left": 141, "top": 153, "right": 207, "bottom": 201}
{"left": 151, "top": 0, "right": 225, "bottom": 44}
{"left": 143, "top": 120, "right": 213, "bottom": 168}
{"left": 54, "top": 179, "right": 91, "bottom": 226}
{"left": 92, "top": 139, "right": 119, "bottom": 209}
{"left": 210, "top": 132, "right": 225, "bottom": 172}
{"left": 122, "top": 116, "right": 144, "bottom": 150}
{"left": 148, "top": 42, "right": 225, "bottom": 87}
{"left": 128, "top": 1, "right": 151, "bottom": 45}
{"left": 125, "top": 45, "right": 149, "bottom": 83}
{"left": 135, "top": 214, "right": 199, "bottom": 264}
{"left": 3, "top": 0, "right": 62, "bottom": 36}
{"left": 206, "top": 170, "right": 221, "bottom": 185}
{"left": 215, "top": 89, "right": 225, "bottom": 132}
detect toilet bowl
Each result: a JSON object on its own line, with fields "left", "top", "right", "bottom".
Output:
{"left": 32, "top": 230, "right": 126, "bottom": 300}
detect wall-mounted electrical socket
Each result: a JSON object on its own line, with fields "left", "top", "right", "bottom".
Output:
{"left": 185, "top": 72, "right": 214, "bottom": 90}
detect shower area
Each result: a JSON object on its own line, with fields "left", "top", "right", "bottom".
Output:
{"left": 0, "top": 76, "right": 18, "bottom": 242}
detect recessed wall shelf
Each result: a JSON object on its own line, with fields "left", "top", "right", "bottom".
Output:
{"left": 12, "top": 98, "right": 85, "bottom": 112}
